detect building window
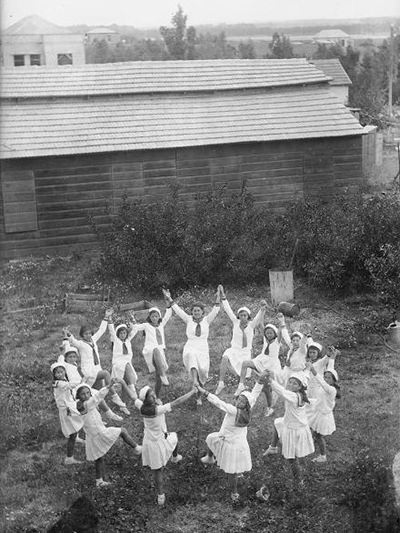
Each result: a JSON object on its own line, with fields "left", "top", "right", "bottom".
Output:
{"left": 13, "top": 55, "right": 25, "bottom": 67}
{"left": 57, "top": 53, "right": 73, "bottom": 65}
{"left": 30, "top": 54, "right": 41, "bottom": 66}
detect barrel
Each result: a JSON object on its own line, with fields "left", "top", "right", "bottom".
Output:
{"left": 277, "top": 301, "right": 300, "bottom": 317}
{"left": 269, "top": 269, "right": 294, "bottom": 305}
{"left": 387, "top": 322, "right": 400, "bottom": 347}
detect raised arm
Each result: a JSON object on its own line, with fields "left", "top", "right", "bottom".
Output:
{"left": 161, "top": 306, "right": 173, "bottom": 327}
{"left": 108, "top": 322, "right": 118, "bottom": 342}
{"left": 169, "top": 387, "right": 197, "bottom": 409}
{"left": 221, "top": 298, "right": 237, "bottom": 323}
{"left": 270, "top": 379, "right": 299, "bottom": 404}
{"left": 171, "top": 302, "right": 191, "bottom": 323}
{"left": 250, "top": 300, "right": 268, "bottom": 328}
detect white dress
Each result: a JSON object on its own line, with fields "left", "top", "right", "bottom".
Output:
{"left": 271, "top": 380, "right": 314, "bottom": 459}
{"left": 133, "top": 308, "right": 172, "bottom": 373}
{"left": 221, "top": 299, "right": 264, "bottom": 376}
{"left": 53, "top": 380, "right": 83, "bottom": 437}
{"left": 172, "top": 303, "right": 219, "bottom": 384}
{"left": 307, "top": 374, "right": 337, "bottom": 436}
{"left": 205, "top": 383, "right": 263, "bottom": 474}
{"left": 135, "top": 399, "right": 177, "bottom": 469}
{"left": 69, "top": 320, "right": 108, "bottom": 386}
{"left": 108, "top": 323, "right": 138, "bottom": 380}
{"left": 252, "top": 338, "right": 282, "bottom": 376}
{"left": 80, "top": 387, "right": 121, "bottom": 461}
{"left": 280, "top": 327, "right": 308, "bottom": 385}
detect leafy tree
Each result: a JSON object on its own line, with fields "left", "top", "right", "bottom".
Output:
{"left": 196, "top": 31, "right": 237, "bottom": 59}
{"left": 85, "top": 39, "right": 115, "bottom": 63}
{"left": 159, "top": 5, "right": 196, "bottom": 60}
{"left": 238, "top": 40, "right": 256, "bottom": 59}
{"left": 268, "top": 32, "right": 293, "bottom": 59}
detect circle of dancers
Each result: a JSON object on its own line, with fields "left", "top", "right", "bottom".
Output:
{"left": 51, "top": 285, "right": 341, "bottom": 506}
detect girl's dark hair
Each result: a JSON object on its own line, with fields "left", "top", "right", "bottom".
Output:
{"left": 235, "top": 396, "right": 251, "bottom": 427}
{"left": 191, "top": 302, "right": 205, "bottom": 312}
{"left": 79, "top": 325, "right": 92, "bottom": 337}
{"left": 52, "top": 366, "right": 68, "bottom": 382}
{"left": 324, "top": 371, "right": 341, "bottom": 399}
{"left": 140, "top": 389, "right": 157, "bottom": 417}
{"left": 291, "top": 378, "right": 310, "bottom": 405}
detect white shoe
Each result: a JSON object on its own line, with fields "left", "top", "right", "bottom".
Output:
{"left": 75, "top": 436, "right": 85, "bottom": 444}
{"left": 231, "top": 492, "right": 240, "bottom": 503}
{"left": 157, "top": 493, "right": 166, "bottom": 506}
{"left": 234, "top": 383, "right": 245, "bottom": 396}
{"left": 200, "top": 455, "right": 215, "bottom": 465}
{"left": 105, "top": 410, "right": 123, "bottom": 422}
{"left": 119, "top": 406, "right": 131, "bottom": 415}
{"left": 64, "top": 457, "right": 82, "bottom": 465}
{"left": 312, "top": 455, "right": 327, "bottom": 463}
{"left": 170, "top": 454, "right": 182, "bottom": 464}
{"left": 256, "top": 485, "right": 270, "bottom": 502}
{"left": 262, "top": 446, "right": 278, "bottom": 457}
{"left": 160, "top": 375, "right": 169, "bottom": 386}
{"left": 265, "top": 407, "right": 274, "bottom": 417}
{"left": 215, "top": 382, "right": 225, "bottom": 395}
{"left": 96, "top": 479, "right": 112, "bottom": 488}
{"left": 133, "top": 445, "right": 142, "bottom": 456}
{"left": 111, "top": 394, "right": 127, "bottom": 408}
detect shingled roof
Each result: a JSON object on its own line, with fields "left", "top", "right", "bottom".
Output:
{"left": 0, "top": 84, "right": 364, "bottom": 159}
{"left": 311, "top": 59, "right": 352, "bottom": 86}
{"left": 4, "top": 14, "right": 72, "bottom": 35}
{"left": 0, "top": 59, "right": 331, "bottom": 98}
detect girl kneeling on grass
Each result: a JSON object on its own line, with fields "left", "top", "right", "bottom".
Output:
{"left": 64, "top": 308, "right": 129, "bottom": 414}
{"left": 262, "top": 371, "right": 314, "bottom": 490}
{"left": 133, "top": 383, "right": 197, "bottom": 506}
{"left": 198, "top": 375, "right": 264, "bottom": 502}
{"left": 306, "top": 360, "right": 340, "bottom": 464}
{"left": 163, "top": 288, "right": 220, "bottom": 406}
{"left": 108, "top": 316, "right": 138, "bottom": 402}
{"left": 130, "top": 300, "right": 173, "bottom": 399}
{"left": 215, "top": 284, "right": 267, "bottom": 395}
{"left": 235, "top": 317, "right": 283, "bottom": 416}
{"left": 51, "top": 361, "right": 84, "bottom": 465}
{"left": 75, "top": 381, "right": 142, "bottom": 488}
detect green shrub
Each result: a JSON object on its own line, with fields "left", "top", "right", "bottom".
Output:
{"left": 94, "top": 187, "right": 400, "bottom": 303}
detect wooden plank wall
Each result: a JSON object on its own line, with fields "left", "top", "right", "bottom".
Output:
{"left": 0, "top": 136, "right": 363, "bottom": 260}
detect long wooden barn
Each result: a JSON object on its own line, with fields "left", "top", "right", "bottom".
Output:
{"left": 0, "top": 59, "right": 364, "bottom": 260}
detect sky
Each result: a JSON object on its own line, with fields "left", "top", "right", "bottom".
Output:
{"left": 1, "top": 0, "right": 399, "bottom": 30}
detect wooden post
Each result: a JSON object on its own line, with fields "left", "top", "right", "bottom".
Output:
{"left": 269, "top": 269, "right": 294, "bottom": 305}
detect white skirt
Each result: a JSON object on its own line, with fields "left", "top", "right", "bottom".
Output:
{"left": 143, "top": 346, "right": 168, "bottom": 374}
{"left": 111, "top": 358, "right": 138, "bottom": 381}
{"left": 142, "top": 432, "right": 178, "bottom": 470}
{"left": 274, "top": 418, "right": 314, "bottom": 459}
{"left": 308, "top": 410, "right": 336, "bottom": 436}
{"left": 183, "top": 349, "right": 209, "bottom": 384}
{"left": 85, "top": 427, "right": 121, "bottom": 461}
{"left": 223, "top": 347, "right": 251, "bottom": 376}
{"left": 252, "top": 353, "right": 282, "bottom": 376}
{"left": 59, "top": 408, "right": 83, "bottom": 437}
{"left": 206, "top": 432, "right": 251, "bottom": 474}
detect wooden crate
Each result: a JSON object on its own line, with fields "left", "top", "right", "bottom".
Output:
{"left": 115, "top": 300, "right": 153, "bottom": 320}
{"left": 64, "top": 291, "right": 110, "bottom": 313}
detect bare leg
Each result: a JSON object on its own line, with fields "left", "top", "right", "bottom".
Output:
{"left": 92, "top": 370, "right": 109, "bottom": 389}
{"left": 262, "top": 383, "right": 273, "bottom": 407}
{"left": 120, "top": 427, "right": 139, "bottom": 449}
{"left": 315, "top": 433, "right": 326, "bottom": 456}
{"left": 288, "top": 458, "right": 302, "bottom": 484}
{"left": 231, "top": 473, "right": 239, "bottom": 494}
{"left": 153, "top": 468, "right": 164, "bottom": 496}
{"left": 155, "top": 373, "right": 162, "bottom": 399}
{"left": 66, "top": 433, "right": 77, "bottom": 457}
{"left": 271, "top": 427, "right": 279, "bottom": 447}
{"left": 124, "top": 364, "right": 137, "bottom": 386}
{"left": 218, "top": 355, "right": 230, "bottom": 382}
{"left": 95, "top": 457, "right": 105, "bottom": 480}
{"left": 238, "top": 360, "right": 256, "bottom": 385}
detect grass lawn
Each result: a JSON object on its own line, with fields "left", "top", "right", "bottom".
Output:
{"left": 1, "top": 256, "right": 400, "bottom": 532}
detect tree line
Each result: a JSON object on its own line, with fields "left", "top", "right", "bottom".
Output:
{"left": 85, "top": 6, "right": 400, "bottom": 127}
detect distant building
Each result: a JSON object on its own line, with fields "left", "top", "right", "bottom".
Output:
{"left": 310, "top": 58, "right": 352, "bottom": 105}
{"left": 85, "top": 27, "right": 120, "bottom": 45}
{"left": 313, "top": 29, "right": 353, "bottom": 49}
{"left": 1, "top": 15, "right": 85, "bottom": 67}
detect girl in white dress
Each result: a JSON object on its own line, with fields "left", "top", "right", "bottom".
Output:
{"left": 215, "top": 285, "right": 266, "bottom": 395}
{"left": 131, "top": 303, "right": 172, "bottom": 398}
{"left": 163, "top": 288, "right": 220, "bottom": 405}
{"left": 280, "top": 319, "right": 309, "bottom": 385}
{"left": 51, "top": 361, "right": 84, "bottom": 465}
{"left": 75, "top": 381, "right": 142, "bottom": 488}
{"left": 108, "top": 318, "right": 138, "bottom": 402}
{"left": 64, "top": 309, "right": 128, "bottom": 414}
{"left": 58, "top": 342, "right": 122, "bottom": 422}
{"left": 306, "top": 361, "right": 340, "bottom": 463}
{"left": 262, "top": 371, "right": 314, "bottom": 488}
{"left": 235, "top": 316, "right": 284, "bottom": 415}
{"left": 134, "top": 384, "right": 196, "bottom": 506}
{"left": 198, "top": 376, "right": 264, "bottom": 502}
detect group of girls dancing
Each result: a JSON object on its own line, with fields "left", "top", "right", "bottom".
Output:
{"left": 50, "top": 285, "right": 340, "bottom": 505}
